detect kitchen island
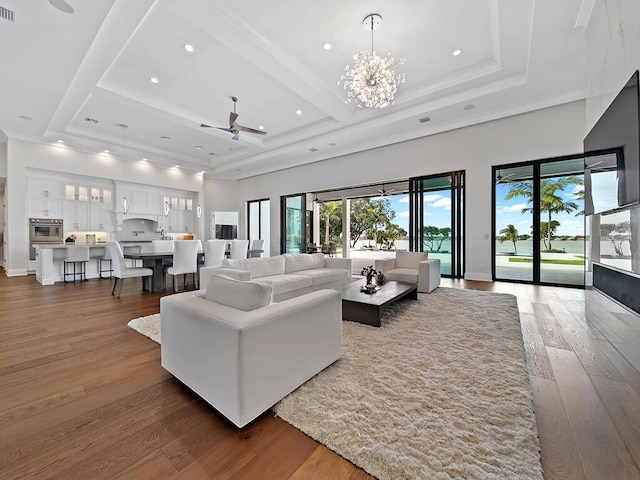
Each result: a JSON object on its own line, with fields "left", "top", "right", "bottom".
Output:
{"left": 34, "top": 243, "right": 151, "bottom": 285}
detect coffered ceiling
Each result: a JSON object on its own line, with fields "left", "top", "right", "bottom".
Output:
{"left": 0, "top": 0, "right": 589, "bottom": 179}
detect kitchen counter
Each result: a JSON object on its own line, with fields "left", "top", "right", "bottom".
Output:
{"left": 34, "top": 243, "right": 151, "bottom": 285}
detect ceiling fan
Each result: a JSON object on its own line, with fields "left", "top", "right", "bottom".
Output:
{"left": 377, "top": 184, "right": 395, "bottom": 196}
{"left": 495, "top": 170, "right": 515, "bottom": 183}
{"left": 200, "top": 96, "right": 267, "bottom": 141}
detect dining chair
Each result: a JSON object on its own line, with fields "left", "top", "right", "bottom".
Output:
{"left": 107, "top": 242, "right": 153, "bottom": 297}
{"left": 248, "top": 239, "right": 264, "bottom": 258}
{"left": 229, "top": 239, "right": 250, "bottom": 259}
{"left": 152, "top": 239, "right": 175, "bottom": 252}
{"left": 165, "top": 240, "right": 200, "bottom": 292}
{"left": 204, "top": 239, "right": 227, "bottom": 267}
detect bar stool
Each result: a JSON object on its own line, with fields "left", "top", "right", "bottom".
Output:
{"left": 99, "top": 246, "right": 112, "bottom": 279}
{"left": 64, "top": 246, "right": 90, "bottom": 283}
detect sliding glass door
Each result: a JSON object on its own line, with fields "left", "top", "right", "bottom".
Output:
{"left": 280, "top": 193, "right": 306, "bottom": 253}
{"left": 247, "top": 198, "right": 270, "bottom": 256}
{"left": 409, "top": 171, "right": 465, "bottom": 277}
{"left": 493, "top": 156, "right": 585, "bottom": 286}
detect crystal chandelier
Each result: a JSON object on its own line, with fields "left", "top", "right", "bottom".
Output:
{"left": 339, "top": 14, "right": 405, "bottom": 109}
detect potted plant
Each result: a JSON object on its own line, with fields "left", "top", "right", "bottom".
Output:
{"left": 360, "top": 265, "right": 377, "bottom": 286}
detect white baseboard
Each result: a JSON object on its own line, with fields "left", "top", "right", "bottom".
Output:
{"left": 464, "top": 272, "right": 493, "bottom": 282}
{"left": 6, "top": 269, "right": 29, "bottom": 277}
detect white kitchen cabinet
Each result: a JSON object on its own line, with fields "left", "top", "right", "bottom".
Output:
{"left": 28, "top": 177, "right": 64, "bottom": 199}
{"left": 28, "top": 196, "right": 64, "bottom": 218}
{"left": 27, "top": 177, "right": 64, "bottom": 218}
{"left": 89, "top": 203, "right": 114, "bottom": 231}
{"left": 146, "top": 192, "right": 162, "bottom": 215}
{"left": 64, "top": 200, "right": 89, "bottom": 230}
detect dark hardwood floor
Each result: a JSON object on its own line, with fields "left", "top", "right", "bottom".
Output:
{"left": 1, "top": 270, "right": 639, "bottom": 479}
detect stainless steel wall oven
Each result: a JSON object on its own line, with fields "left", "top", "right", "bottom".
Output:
{"left": 29, "top": 218, "right": 63, "bottom": 260}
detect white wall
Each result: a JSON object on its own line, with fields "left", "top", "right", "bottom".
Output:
{"left": 206, "top": 101, "right": 586, "bottom": 280}
{"left": 586, "top": 0, "right": 640, "bottom": 128}
{"left": 5, "top": 138, "right": 204, "bottom": 276}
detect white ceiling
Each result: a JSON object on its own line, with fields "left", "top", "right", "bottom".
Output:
{"left": 0, "top": 0, "right": 589, "bottom": 180}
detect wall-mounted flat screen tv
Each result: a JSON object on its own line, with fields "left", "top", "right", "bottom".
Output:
{"left": 584, "top": 69, "right": 640, "bottom": 215}
{"left": 215, "top": 224, "right": 237, "bottom": 240}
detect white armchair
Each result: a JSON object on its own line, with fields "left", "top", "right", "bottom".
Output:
{"left": 375, "top": 251, "right": 440, "bottom": 293}
{"left": 161, "top": 274, "right": 342, "bottom": 427}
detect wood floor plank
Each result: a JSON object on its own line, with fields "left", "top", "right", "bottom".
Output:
{"left": 529, "top": 375, "right": 586, "bottom": 480}
{"left": 589, "top": 375, "right": 640, "bottom": 470}
{"left": 0, "top": 381, "right": 191, "bottom": 480}
{"left": 533, "top": 303, "right": 573, "bottom": 350}
{"left": 112, "top": 449, "right": 178, "bottom": 480}
{"left": 546, "top": 346, "right": 640, "bottom": 480}
{"left": 289, "top": 445, "right": 370, "bottom": 480}
{"left": 520, "top": 312, "right": 556, "bottom": 380}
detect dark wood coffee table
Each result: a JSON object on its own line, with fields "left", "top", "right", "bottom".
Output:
{"left": 339, "top": 280, "right": 418, "bottom": 327}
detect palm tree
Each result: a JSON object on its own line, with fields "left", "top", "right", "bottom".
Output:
{"left": 499, "top": 224, "right": 519, "bottom": 254}
{"left": 504, "top": 176, "right": 582, "bottom": 250}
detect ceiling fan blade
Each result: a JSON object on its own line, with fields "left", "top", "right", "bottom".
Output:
{"left": 237, "top": 125, "right": 267, "bottom": 135}
{"left": 200, "top": 123, "right": 214, "bottom": 128}
{"left": 216, "top": 127, "right": 234, "bottom": 133}
{"left": 229, "top": 112, "right": 239, "bottom": 127}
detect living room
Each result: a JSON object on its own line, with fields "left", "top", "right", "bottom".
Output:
{"left": 1, "top": 0, "right": 640, "bottom": 479}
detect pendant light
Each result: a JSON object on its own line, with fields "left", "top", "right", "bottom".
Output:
{"left": 195, "top": 146, "right": 202, "bottom": 219}
{"left": 162, "top": 136, "right": 171, "bottom": 216}
{"left": 118, "top": 123, "right": 130, "bottom": 214}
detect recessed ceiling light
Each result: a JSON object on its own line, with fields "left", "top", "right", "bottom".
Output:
{"left": 296, "top": 110, "right": 302, "bottom": 115}
{"left": 329, "top": 142, "right": 337, "bottom": 147}
{"left": 258, "top": 125, "right": 264, "bottom": 130}
{"left": 57, "top": 139, "right": 64, "bottom": 143}
{"left": 194, "top": 145, "right": 202, "bottom": 150}
{"left": 463, "top": 104, "right": 475, "bottom": 110}
{"left": 19, "top": 115, "right": 33, "bottom": 121}
{"left": 184, "top": 44, "right": 194, "bottom": 53}
{"left": 84, "top": 117, "right": 99, "bottom": 124}
{"left": 208, "top": 152, "right": 216, "bottom": 156}
{"left": 150, "top": 77, "right": 159, "bottom": 84}
{"left": 453, "top": 49, "right": 462, "bottom": 56}
{"left": 49, "top": 0, "right": 74, "bottom": 14}
{"left": 103, "top": 149, "right": 110, "bottom": 153}
{"left": 323, "top": 43, "right": 331, "bottom": 50}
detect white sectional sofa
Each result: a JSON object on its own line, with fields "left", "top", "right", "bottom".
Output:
{"left": 199, "top": 253, "right": 352, "bottom": 302}
{"left": 161, "top": 274, "right": 342, "bottom": 428}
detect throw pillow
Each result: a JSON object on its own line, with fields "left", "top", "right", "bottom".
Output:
{"left": 205, "top": 274, "right": 272, "bottom": 311}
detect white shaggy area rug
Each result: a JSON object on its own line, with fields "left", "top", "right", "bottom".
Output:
{"left": 128, "top": 288, "right": 542, "bottom": 480}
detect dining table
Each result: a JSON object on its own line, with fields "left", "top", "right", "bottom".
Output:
{"left": 123, "top": 250, "right": 204, "bottom": 293}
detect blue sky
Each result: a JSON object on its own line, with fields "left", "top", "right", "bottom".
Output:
{"left": 385, "top": 182, "right": 585, "bottom": 237}
{"left": 387, "top": 193, "right": 452, "bottom": 233}
{"left": 494, "top": 182, "right": 584, "bottom": 236}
